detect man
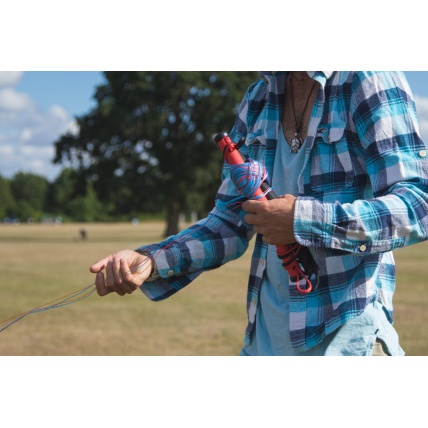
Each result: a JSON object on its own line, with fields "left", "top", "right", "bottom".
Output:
{"left": 90, "top": 71, "right": 428, "bottom": 355}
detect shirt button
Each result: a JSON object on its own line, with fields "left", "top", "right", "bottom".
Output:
{"left": 419, "top": 149, "right": 427, "bottom": 158}
{"left": 260, "top": 259, "right": 265, "bottom": 266}
{"left": 167, "top": 269, "right": 174, "bottom": 277}
{"left": 359, "top": 244, "right": 367, "bottom": 252}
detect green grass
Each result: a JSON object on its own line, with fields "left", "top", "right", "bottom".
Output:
{"left": 0, "top": 222, "right": 427, "bottom": 355}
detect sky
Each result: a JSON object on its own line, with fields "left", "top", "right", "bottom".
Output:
{"left": 0, "top": 71, "right": 105, "bottom": 180}
{"left": 0, "top": 71, "right": 427, "bottom": 182}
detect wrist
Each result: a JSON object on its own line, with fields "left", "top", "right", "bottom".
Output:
{"left": 135, "top": 250, "right": 159, "bottom": 280}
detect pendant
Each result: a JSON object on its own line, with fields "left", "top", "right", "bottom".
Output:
{"left": 290, "top": 135, "right": 303, "bottom": 153}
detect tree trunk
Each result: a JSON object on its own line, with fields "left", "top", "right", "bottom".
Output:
{"left": 163, "top": 198, "right": 181, "bottom": 237}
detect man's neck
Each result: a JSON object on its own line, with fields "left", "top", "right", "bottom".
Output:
{"left": 290, "top": 71, "right": 309, "bottom": 81}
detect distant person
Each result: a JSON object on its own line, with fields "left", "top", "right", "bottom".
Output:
{"left": 90, "top": 72, "right": 428, "bottom": 356}
{"left": 79, "top": 229, "right": 87, "bottom": 240}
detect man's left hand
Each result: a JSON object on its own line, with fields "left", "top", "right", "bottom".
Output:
{"left": 242, "top": 194, "right": 297, "bottom": 245}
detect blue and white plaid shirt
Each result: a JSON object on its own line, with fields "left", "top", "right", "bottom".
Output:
{"left": 139, "top": 71, "right": 428, "bottom": 351}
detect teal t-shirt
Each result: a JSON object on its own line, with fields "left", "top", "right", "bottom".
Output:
{"left": 240, "top": 125, "right": 404, "bottom": 356}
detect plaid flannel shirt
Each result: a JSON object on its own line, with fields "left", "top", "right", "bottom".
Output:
{"left": 138, "top": 71, "right": 428, "bottom": 351}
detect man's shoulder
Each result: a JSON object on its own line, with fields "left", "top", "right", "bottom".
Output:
{"left": 246, "top": 78, "right": 268, "bottom": 101}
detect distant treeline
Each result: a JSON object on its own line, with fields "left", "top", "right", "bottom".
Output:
{"left": 0, "top": 169, "right": 147, "bottom": 223}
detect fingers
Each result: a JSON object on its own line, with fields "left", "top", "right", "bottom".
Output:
{"left": 242, "top": 199, "right": 261, "bottom": 214}
{"left": 91, "top": 250, "right": 152, "bottom": 297}
{"left": 119, "top": 258, "right": 141, "bottom": 293}
{"left": 95, "top": 268, "right": 134, "bottom": 297}
{"left": 92, "top": 253, "right": 146, "bottom": 297}
{"left": 104, "top": 260, "right": 123, "bottom": 296}
{"left": 103, "top": 259, "right": 132, "bottom": 296}
{"left": 95, "top": 271, "right": 112, "bottom": 297}
{"left": 89, "top": 256, "right": 110, "bottom": 274}
{"left": 242, "top": 200, "right": 260, "bottom": 226}
{"left": 243, "top": 212, "right": 257, "bottom": 225}
{"left": 120, "top": 258, "right": 139, "bottom": 287}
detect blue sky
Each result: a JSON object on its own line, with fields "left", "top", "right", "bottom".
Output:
{"left": 406, "top": 71, "right": 428, "bottom": 97}
{"left": 16, "top": 72, "right": 105, "bottom": 117}
{"left": 0, "top": 71, "right": 427, "bottom": 181}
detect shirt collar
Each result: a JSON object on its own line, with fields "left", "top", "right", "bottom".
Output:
{"left": 258, "top": 71, "right": 333, "bottom": 87}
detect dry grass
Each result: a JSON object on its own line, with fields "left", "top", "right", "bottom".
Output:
{"left": 0, "top": 222, "right": 427, "bottom": 355}
{"left": 0, "top": 222, "right": 248, "bottom": 356}
{"left": 392, "top": 243, "right": 428, "bottom": 355}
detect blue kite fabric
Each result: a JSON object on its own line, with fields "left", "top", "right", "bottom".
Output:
{"left": 138, "top": 71, "right": 428, "bottom": 351}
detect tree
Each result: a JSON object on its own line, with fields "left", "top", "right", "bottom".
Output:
{"left": 54, "top": 71, "right": 259, "bottom": 235}
{"left": 9, "top": 172, "right": 49, "bottom": 221}
{"left": 0, "top": 176, "right": 14, "bottom": 219}
{"left": 67, "top": 181, "right": 105, "bottom": 222}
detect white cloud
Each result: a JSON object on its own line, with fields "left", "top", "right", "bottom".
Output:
{"left": 0, "top": 71, "right": 23, "bottom": 87}
{"left": 50, "top": 104, "right": 68, "bottom": 120}
{"left": 0, "top": 87, "right": 35, "bottom": 111}
{"left": 414, "top": 95, "right": 428, "bottom": 143}
{"left": 0, "top": 144, "right": 14, "bottom": 155}
{"left": 20, "top": 128, "right": 33, "bottom": 142}
{"left": 66, "top": 119, "right": 79, "bottom": 135}
{"left": 0, "top": 73, "right": 78, "bottom": 181}
{"left": 0, "top": 143, "right": 62, "bottom": 179}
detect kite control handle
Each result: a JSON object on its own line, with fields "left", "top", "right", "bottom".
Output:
{"left": 214, "top": 131, "right": 318, "bottom": 294}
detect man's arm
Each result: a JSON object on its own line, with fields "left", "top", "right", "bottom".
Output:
{"left": 294, "top": 71, "right": 428, "bottom": 255}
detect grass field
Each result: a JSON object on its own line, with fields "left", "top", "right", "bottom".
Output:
{"left": 0, "top": 222, "right": 427, "bottom": 356}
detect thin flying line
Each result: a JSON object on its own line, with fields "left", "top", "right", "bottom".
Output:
{"left": 0, "top": 190, "right": 251, "bottom": 334}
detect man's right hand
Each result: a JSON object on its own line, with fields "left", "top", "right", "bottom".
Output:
{"left": 89, "top": 250, "right": 153, "bottom": 296}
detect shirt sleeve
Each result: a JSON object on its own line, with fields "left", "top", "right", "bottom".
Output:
{"left": 294, "top": 71, "right": 428, "bottom": 255}
{"left": 136, "top": 91, "right": 254, "bottom": 301}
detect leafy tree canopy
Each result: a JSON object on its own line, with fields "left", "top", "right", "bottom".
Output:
{"left": 54, "top": 71, "right": 259, "bottom": 234}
